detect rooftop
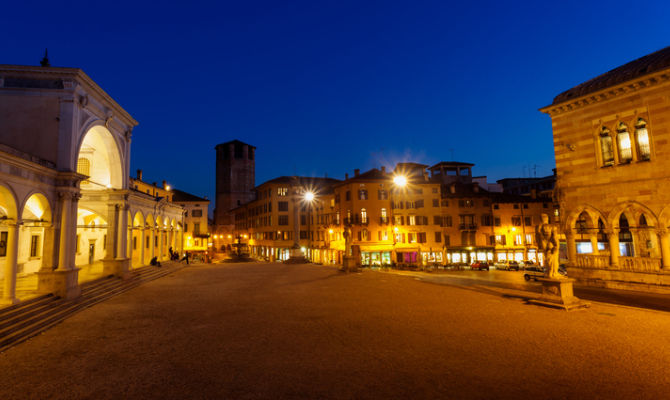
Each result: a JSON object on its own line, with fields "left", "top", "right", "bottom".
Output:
{"left": 550, "top": 45, "right": 670, "bottom": 106}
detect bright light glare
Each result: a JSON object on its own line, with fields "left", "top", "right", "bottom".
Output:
{"left": 304, "top": 191, "right": 315, "bottom": 201}
{"left": 393, "top": 175, "right": 407, "bottom": 187}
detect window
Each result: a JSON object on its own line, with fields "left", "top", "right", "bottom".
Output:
{"left": 433, "top": 216, "right": 442, "bottom": 225}
{"left": 525, "top": 234, "right": 533, "bottom": 245}
{"left": 345, "top": 191, "right": 351, "bottom": 201}
{"left": 361, "top": 209, "right": 367, "bottom": 224}
{"left": 408, "top": 233, "right": 417, "bottom": 243}
{"left": 432, "top": 188, "right": 438, "bottom": 194}
{"left": 415, "top": 199, "right": 424, "bottom": 208}
{"left": 380, "top": 208, "right": 388, "bottom": 223}
{"left": 494, "top": 217, "right": 501, "bottom": 226}
{"left": 378, "top": 189, "right": 388, "bottom": 200}
{"left": 336, "top": 211, "right": 340, "bottom": 225}
{"left": 524, "top": 217, "right": 532, "bottom": 226}
{"left": 444, "top": 216, "right": 452, "bottom": 227}
{"left": 394, "top": 215, "right": 403, "bottom": 225}
{"left": 335, "top": 194, "right": 340, "bottom": 203}
{"left": 155, "top": 236, "right": 158, "bottom": 247}
{"left": 30, "top": 235, "right": 39, "bottom": 257}
{"left": 278, "top": 187, "right": 288, "bottom": 196}
{"left": 278, "top": 215, "right": 289, "bottom": 225}
{"left": 493, "top": 204, "right": 499, "bottom": 210}
{"left": 435, "top": 232, "right": 442, "bottom": 242}
{"left": 635, "top": 119, "right": 651, "bottom": 161}
{"left": 617, "top": 123, "right": 632, "bottom": 163}
{"left": 362, "top": 229, "right": 369, "bottom": 241}
{"left": 512, "top": 216, "right": 522, "bottom": 226}
{"left": 433, "top": 199, "right": 439, "bottom": 207}
{"left": 513, "top": 204, "right": 519, "bottom": 209}
{"left": 380, "top": 230, "right": 389, "bottom": 240}
{"left": 495, "top": 235, "right": 506, "bottom": 245}
{"left": 192, "top": 209, "right": 203, "bottom": 217}
{"left": 77, "top": 158, "right": 90, "bottom": 176}
{"left": 278, "top": 202, "right": 289, "bottom": 211}
{"left": 146, "top": 236, "right": 150, "bottom": 248}
{"left": 417, "top": 232, "right": 426, "bottom": 243}
{"left": 133, "top": 236, "right": 137, "bottom": 250}
{"left": 441, "top": 200, "right": 449, "bottom": 207}
{"left": 481, "top": 214, "right": 492, "bottom": 226}
{"left": 408, "top": 215, "right": 416, "bottom": 225}
{"left": 444, "top": 235, "right": 450, "bottom": 246}
{"left": 358, "top": 189, "right": 368, "bottom": 200}
{"left": 459, "top": 199, "right": 473, "bottom": 208}
{"left": 599, "top": 126, "right": 614, "bottom": 166}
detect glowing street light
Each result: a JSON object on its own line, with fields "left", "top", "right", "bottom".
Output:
{"left": 304, "top": 191, "right": 315, "bottom": 202}
{"left": 393, "top": 175, "right": 407, "bottom": 187}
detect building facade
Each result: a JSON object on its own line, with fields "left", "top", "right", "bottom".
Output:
{"left": 231, "top": 162, "right": 548, "bottom": 267}
{"left": 172, "top": 189, "right": 210, "bottom": 253}
{"left": 541, "top": 46, "right": 670, "bottom": 291}
{"left": 0, "top": 65, "right": 183, "bottom": 304}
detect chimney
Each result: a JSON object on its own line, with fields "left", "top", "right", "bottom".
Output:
{"left": 162, "top": 180, "right": 167, "bottom": 189}
{"left": 345, "top": 173, "right": 349, "bottom": 180}
{"left": 354, "top": 169, "right": 360, "bottom": 177}
{"left": 381, "top": 166, "right": 386, "bottom": 173}
{"left": 152, "top": 182, "right": 157, "bottom": 187}
{"left": 137, "top": 169, "right": 143, "bottom": 181}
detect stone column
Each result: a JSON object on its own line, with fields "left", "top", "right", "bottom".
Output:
{"left": 105, "top": 204, "right": 119, "bottom": 259}
{"left": 38, "top": 191, "right": 81, "bottom": 299}
{"left": 117, "top": 205, "right": 128, "bottom": 259}
{"left": 2, "top": 222, "right": 20, "bottom": 304}
{"left": 102, "top": 204, "right": 130, "bottom": 279}
{"left": 159, "top": 228, "right": 164, "bottom": 260}
{"left": 565, "top": 230, "right": 577, "bottom": 266}
{"left": 128, "top": 227, "right": 134, "bottom": 269}
{"left": 590, "top": 235, "right": 599, "bottom": 255}
{"left": 140, "top": 227, "right": 145, "bottom": 266}
{"left": 658, "top": 228, "right": 670, "bottom": 269}
{"left": 40, "top": 225, "right": 56, "bottom": 272}
{"left": 607, "top": 228, "right": 620, "bottom": 267}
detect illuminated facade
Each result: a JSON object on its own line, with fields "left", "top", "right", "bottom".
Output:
{"left": 541, "top": 46, "right": 670, "bottom": 291}
{"left": 171, "top": 189, "right": 210, "bottom": 252}
{"left": 0, "top": 65, "right": 183, "bottom": 304}
{"left": 232, "top": 162, "right": 547, "bottom": 267}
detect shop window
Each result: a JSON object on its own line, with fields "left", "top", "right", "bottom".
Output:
{"left": 599, "top": 127, "right": 614, "bottom": 166}
{"left": 617, "top": 123, "right": 633, "bottom": 163}
{"left": 635, "top": 119, "right": 651, "bottom": 161}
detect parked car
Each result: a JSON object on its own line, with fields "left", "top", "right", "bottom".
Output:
{"left": 519, "top": 260, "right": 536, "bottom": 269}
{"left": 470, "top": 261, "right": 490, "bottom": 271}
{"left": 523, "top": 265, "right": 545, "bottom": 281}
{"left": 493, "top": 260, "right": 520, "bottom": 271}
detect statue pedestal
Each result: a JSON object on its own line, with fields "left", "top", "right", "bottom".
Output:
{"left": 529, "top": 278, "right": 589, "bottom": 311}
{"left": 285, "top": 247, "right": 308, "bottom": 264}
{"left": 341, "top": 256, "right": 358, "bottom": 273}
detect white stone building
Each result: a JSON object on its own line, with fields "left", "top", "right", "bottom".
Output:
{"left": 0, "top": 64, "right": 183, "bottom": 304}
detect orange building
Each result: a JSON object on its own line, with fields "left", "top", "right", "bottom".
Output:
{"left": 232, "top": 162, "right": 547, "bottom": 268}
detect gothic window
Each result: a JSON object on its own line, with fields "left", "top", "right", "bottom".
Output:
{"left": 617, "top": 123, "right": 632, "bottom": 163}
{"left": 635, "top": 118, "right": 651, "bottom": 161}
{"left": 599, "top": 127, "right": 614, "bottom": 166}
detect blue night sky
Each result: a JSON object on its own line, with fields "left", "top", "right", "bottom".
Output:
{"left": 3, "top": 1, "right": 670, "bottom": 204}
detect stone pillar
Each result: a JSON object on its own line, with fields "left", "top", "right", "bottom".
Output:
{"left": 140, "top": 227, "right": 145, "bottom": 266}
{"left": 658, "top": 228, "right": 670, "bottom": 269}
{"left": 128, "top": 227, "right": 134, "bottom": 269}
{"left": 590, "top": 235, "right": 599, "bottom": 255}
{"left": 38, "top": 191, "right": 81, "bottom": 299}
{"left": 607, "top": 228, "right": 620, "bottom": 267}
{"left": 102, "top": 204, "right": 130, "bottom": 279}
{"left": 40, "top": 225, "right": 56, "bottom": 272}
{"left": 565, "top": 230, "right": 577, "bottom": 266}
{"left": 2, "top": 222, "right": 20, "bottom": 304}
{"left": 150, "top": 228, "right": 156, "bottom": 259}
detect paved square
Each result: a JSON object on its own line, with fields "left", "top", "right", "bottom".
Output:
{"left": 1, "top": 262, "right": 669, "bottom": 399}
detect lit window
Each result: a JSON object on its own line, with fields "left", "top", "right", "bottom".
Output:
{"left": 361, "top": 208, "right": 368, "bottom": 224}
{"left": 635, "top": 118, "right": 651, "bottom": 161}
{"left": 617, "top": 123, "right": 632, "bottom": 163}
{"left": 408, "top": 215, "right": 416, "bottom": 225}
{"left": 278, "top": 187, "right": 288, "bottom": 196}
{"left": 599, "top": 127, "right": 614, "bottom": 166}
{"left": 380, "top": 208, "right": 388, "bottom": 223}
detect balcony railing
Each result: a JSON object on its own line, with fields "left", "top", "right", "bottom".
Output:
{"left": 459, "top": 223, "right": 477, "bottom": 230}
{"left": 575, "top": 254, "right": 663, "bottom": 272}
{"left": 379, "top": 217, "right": 389, "bottom": 225}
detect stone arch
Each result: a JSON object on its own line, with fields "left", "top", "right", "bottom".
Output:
{"left": 0, "top": 182, "right": 19, "bottom": 220}
{"left": 133, "top": 211, "right": 144, "bottom": 227}
{"left": 20, "top": 192, "right": 52, "bottom": 222}
{"left": 656, "top": 205, "right": 670, "bottom": 229}
{"left": 564, "top": 204, "right": 607, "bottom": 233}
{"left": 607, "top": 201, "right": 658, "bottom": 229}
{"left": 76, "top": 123, "right": 125, "bottom": 190}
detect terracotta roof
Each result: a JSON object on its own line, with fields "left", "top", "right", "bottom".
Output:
{"left": 551, "top": 46, "right": 670, "bottom": 106}
{"left": 171, "top": 189, "right": 209, "bottom": 202}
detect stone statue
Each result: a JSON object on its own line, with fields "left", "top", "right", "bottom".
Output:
{"left": 343, "top": 225, "right": 352, "bottom": 256}
{"left": 535, "top": 213, "right": 562, "bottom": 279}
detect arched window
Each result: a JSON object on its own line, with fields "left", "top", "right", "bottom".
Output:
{"left": 360, "top": 208, "right": 368, "bottom": 224}
{"left": 619, "top": 214, "right": 634, "bottom": 257}
{"left": 639, "top": 214, "right": 648, "bottom": 227}
{"left": 617, "top": 123, "right": 632, "bottom": 163}
{"left": 599, "top": 127, "right": 614, "bottom": 166}
{"left": 635, "top": 118, "right": 651, "bottom": 161}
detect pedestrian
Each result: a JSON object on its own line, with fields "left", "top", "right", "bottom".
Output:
{"left": 181, "top": 251, "right": 189, "bottom": 264}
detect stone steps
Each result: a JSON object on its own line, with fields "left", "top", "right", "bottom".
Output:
{"left": 0, "top": 262, "right": 184, "bottom": 353}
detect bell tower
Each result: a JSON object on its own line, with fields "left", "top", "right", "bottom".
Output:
{"left": 214, "top": 140, "right": 256, "bottom": 228}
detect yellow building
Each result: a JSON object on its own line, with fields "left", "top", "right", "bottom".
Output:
{"left": 233, "top": 162, "right": 547, "bottom": 268}
{"left": 172, "top": 189, "right": 210, "bottom": 253}
{"left": 541, "top": 45, "right": 670, "bottom": 291}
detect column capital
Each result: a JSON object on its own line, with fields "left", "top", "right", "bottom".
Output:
{"left": 604, "top": 228, "right": 619, "bottom": 236}
{"left": 657, "top": 228, "right": 669, "bottom": 236}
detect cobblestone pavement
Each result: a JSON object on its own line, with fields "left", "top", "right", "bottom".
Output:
{"left": 1, "top": 262, "right": 669, "bottom": 399}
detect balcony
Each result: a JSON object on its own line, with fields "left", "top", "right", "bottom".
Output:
{"left": 459, "top": 223, "right": 477, "bottom": 230}
{"left": 379, "top": 217, "right": 389, "bottom": 225}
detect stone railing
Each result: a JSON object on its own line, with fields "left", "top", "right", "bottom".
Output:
{"left": 616, "top": 256, "right": 662, "bottom": 273}
{"left": 575, "top": 254, "right": 610, "bottom": 268}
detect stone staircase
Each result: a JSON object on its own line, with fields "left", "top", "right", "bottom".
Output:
{"left": 0, "top": 262, "right": 184, "bottom": 353}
